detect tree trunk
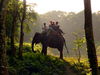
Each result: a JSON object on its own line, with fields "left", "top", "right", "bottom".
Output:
{"left": 19, "top": 0, "right": 26, "bottom": 59}
{"left": 10, "top": 17, "right": 16, "bottom": 56}
{"left": 10, "top": 0, "right": 18, "bottom": 56}
{"left": 84, "top": 0, "right": 98, "bottom": 75}
{"left": 19, "top": 21, "right": 24, "bottom": 58}
{"left": 0, "top": 0, "right": 9, "bottom": 75}
{"left": 78, "top": 46, "right": 81, "bottom": 63}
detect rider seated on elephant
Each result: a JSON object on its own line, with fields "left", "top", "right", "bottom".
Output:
{"left": 55, "top": 21, "right": 65, "bottom": 35}
{"left": 48, "top": 21, "right": 64, "bottom": 35}
{"left": 42, "top": 23, "right": 49, "bottom": 35}
{"left": 47, "top": 21, "right": 56, "bottom": 35}
{"left": 48, "top": 21, "right": 55, "bottom": 31}
{"left": 42, "top": 23, "right": 48, "bottom": 31}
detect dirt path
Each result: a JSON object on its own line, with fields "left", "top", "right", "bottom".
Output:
{"left": 63, "top": 59, "right": 78, "bottom": 75}
{"left": 65, "top": 63, "right": 77, "bottom": 75}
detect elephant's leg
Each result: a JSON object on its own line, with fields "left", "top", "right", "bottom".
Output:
{"left": 60, "top": 50, "right": 63, "bottom": 59}
{"left": 42, "top": 46, "right": 47, "bottom": 55}
{"left": 44, "top": 48, "right": 47, "bottom": 55}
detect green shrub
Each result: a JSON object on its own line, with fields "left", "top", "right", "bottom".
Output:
{"left": 70, "top": 62, "right": 89, "bottom": 75}
{"left": 15, "top": 43, "right": 32, "bottom": 53}
{"left": 8, "top": 67, "right": 17, "bottom": 75}
{"left": 8, "top": 52, "right": 67, "bottom": 75}
{"left": 15, "top": 43, "right": 42, "bottom": 53}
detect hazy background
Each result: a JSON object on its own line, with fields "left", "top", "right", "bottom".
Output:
{"left": 24, "top": 10, "right": 100, "bottom": 57}
{"left": 22, "top": 0, "right": 100, "bottom": 58}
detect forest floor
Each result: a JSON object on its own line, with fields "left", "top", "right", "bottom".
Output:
{"left": 65, "top": 63, "right": 77, "bottom": 75}
{"left": 61, "top": 58, "right": 79, "bottom": 75}
{"left": 8, "top": 51, "right": 88, "bottom": 75}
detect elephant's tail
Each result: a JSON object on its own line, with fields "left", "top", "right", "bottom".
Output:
{"left": 64, "top": 40, "right": 69, "bottom": 54}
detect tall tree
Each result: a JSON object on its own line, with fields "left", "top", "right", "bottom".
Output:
{"left": 19, "top": 0, "right": 26, "bottom": 58}
{"left": 0, "top": 0, "right": 9, "bottom": 75}
{"left": 84, "top": 0, "right": 98, "bottom": 75}
{"left": 10, "top": 0, "right": 19, "bottom": 56}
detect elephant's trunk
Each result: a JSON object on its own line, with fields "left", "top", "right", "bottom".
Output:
{"left": 32, "top": 40, "right": 36, "bottom": 53}
{"left": 32, "top": 32, "right": 41, "bottom": 53}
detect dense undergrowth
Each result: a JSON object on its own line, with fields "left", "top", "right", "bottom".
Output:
{"left": 8, "top": 52, "right": 67, "bottom": 75}
{"left": 65, "top": 58, "right": 90, "bottom": 75}
{"left": 7, "top": 43, "right": 92, "bottom": 75}
{"left": 7, "top": 43, "right": 67, "bottom": 75}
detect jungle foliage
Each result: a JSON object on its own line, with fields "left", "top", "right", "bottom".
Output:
{"left": 7, "top": 43, "right": 90, "bottom": 75}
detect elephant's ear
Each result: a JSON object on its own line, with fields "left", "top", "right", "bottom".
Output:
{"left": 34, "top": 32, "right": 40, "bottom": 38}
{"left": 35, "top": 32, "right": 41, "bottom": 39}
{"left": 33, "top": 32, "right": 42, "bottom": 43}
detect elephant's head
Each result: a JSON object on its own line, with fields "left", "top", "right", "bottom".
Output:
{"left": 32, "top": 32, "right": 42, "bottom": 52}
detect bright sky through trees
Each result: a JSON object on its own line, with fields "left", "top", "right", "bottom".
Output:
{"left": 27, "top": 0, "right": 100, "bottom": 14}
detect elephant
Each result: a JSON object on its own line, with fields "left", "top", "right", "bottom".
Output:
{"left": 32, "top": 32, "right": 68, "bottom": 59}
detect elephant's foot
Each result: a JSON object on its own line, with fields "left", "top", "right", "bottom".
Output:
{"left": 44, "top": 50, "right": 47, "bottom": 55}
{"left": 41, "top": 49, "right": 47, "bottom": 55}
{"left": 60, "top": 51, "right": 63, "bottom": 59}
{"left": 41, "top": 51, "right": 47, "bottom": 55}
